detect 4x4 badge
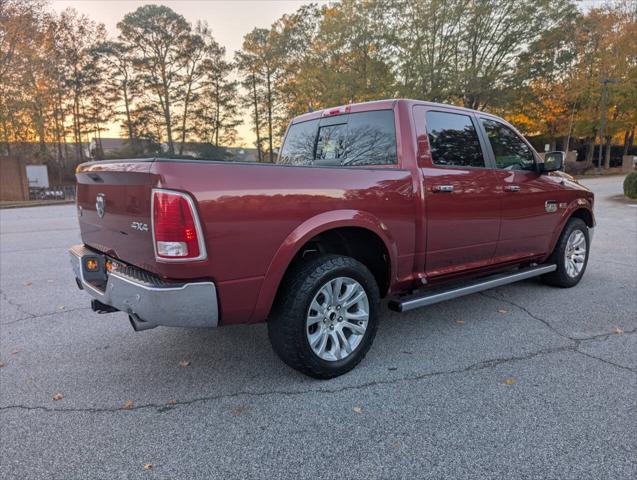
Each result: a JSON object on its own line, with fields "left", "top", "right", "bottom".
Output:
{"left": 131, "top": 221, "right": 149, "bottom": 232}
{"left": 96, "top": 193, "right": 106, "bottom": 218}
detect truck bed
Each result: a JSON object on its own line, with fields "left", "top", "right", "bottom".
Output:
{"left": 76, "top": 157, "right": 417, "bottom": 323}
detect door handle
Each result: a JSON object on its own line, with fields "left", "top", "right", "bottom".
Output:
{"left": 504, "top": 185, "right": 521, "bottom": 192}
{"left": 432, "top": 185, "right": 454, "bottom": 193}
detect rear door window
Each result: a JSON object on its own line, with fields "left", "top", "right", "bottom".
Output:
{"left": 425, "top": 111, "right": 486, "bottom": 168}
{"left": 277, "top": 110, "right": 397, "bottom": 167}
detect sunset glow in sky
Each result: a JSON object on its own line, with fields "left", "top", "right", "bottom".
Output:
{"left": 51, "top": 1, "right": 326, "bottom": 146}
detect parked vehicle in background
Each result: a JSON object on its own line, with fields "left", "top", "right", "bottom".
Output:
{"left": 29, "top": 186, "right": 75, "bottom": 200}
{"left": 70, "top": 99, "right": 595, "bottom": 378}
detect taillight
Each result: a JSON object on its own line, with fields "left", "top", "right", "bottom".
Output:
{"left": 151, "top": 189, "right": 206, "bottom": 261}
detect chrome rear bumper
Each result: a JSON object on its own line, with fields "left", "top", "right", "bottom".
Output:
{"left": 69, "top": 245, "right": 218, "bottom": 328}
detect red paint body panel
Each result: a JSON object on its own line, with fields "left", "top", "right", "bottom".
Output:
{"left": 420, "top": 166, "right": 501, "bottom": 277}
{"left": 492, "top": 170, "right": 565, "bottom": 262}
{"left": 75, "top": 99, "right": 595, "bottom": 326}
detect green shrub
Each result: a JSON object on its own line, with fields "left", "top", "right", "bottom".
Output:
{"left": 624, "top": 172, "right": 637, "bottom": 199}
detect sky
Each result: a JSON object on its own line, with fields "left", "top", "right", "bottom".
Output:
{"left": 50, "top": 0, "right": 326, "bottom": 146}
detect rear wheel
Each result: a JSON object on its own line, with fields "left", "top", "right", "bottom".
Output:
{"left": 541, "top": 218, "right": 590, "bottom": 288}
{"left": 268, "top": 254, "right": 380, "bottom": 379}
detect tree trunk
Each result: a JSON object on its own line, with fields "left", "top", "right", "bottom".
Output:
{"left": 214, "top": 81, "right": 220, "bottom": 147}
{"left": 266, "top": 68, "right": 274, "bottom": 163}
{"left": 1, "top": 117, "right": 10, "bottom": 156}
{"left": 160, "top": 84, "right": 175, "bottom": 156}
{"left": 80, "top": 103, "right": 90, "bottom": 161}
{"left": 158, "top": 60, "right": 175, "bottom": 156}
{"left": 35, "top": 98, "right": 47, "bottom": 158}
{"left": 178, "top": 82, "right": 193, "bottom": 156}
{"left": 603, "top": 135, "right": 612, "bottom": 170}
{"left": 164, "top": 101, "right": 174, "bottom": 156}
{"left": 251, "top": 72, "right": 262, "bottom": 162}
{"left": 97, "top": 126, "right": 104, "bottom": 160}
{"left": 53, "top": 101, "right": 63, "bottom": 163}
{"left": 123, "top": 82, "right": 134, "bottom": 141}
{"left": 73, "top": 93, "right": 84, "bottom": 161}
{"left": 623, "top": 126, "right": 635, "bottom": 156}
{"left": 584, "top": 135, "right": 596, "bottom": 169}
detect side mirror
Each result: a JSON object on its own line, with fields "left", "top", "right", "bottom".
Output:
{"left": 541, "top": 151, "right": 565, "bottom": 173}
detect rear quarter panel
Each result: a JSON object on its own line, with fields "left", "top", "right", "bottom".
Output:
{"left": 151, "top": 161, "right": 417, "bottom": 324}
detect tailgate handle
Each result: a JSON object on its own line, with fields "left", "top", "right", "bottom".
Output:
{"left": 432, "top": 184, "right": 454, "bottom": 193}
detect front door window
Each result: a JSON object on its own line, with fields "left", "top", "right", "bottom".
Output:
{"left": 481, "top": 119, "right": 535, "bottom": 171}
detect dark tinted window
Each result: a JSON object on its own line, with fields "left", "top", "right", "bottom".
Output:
{"left": 342, "top": 110, "right": 397, "bottom": 166}
{"left": 481, "top": 119, "right": 535, "bottom": 171}
{"left": 315, "top": 123, "right": 347, "bottom": 165}
{"left": 277, "top": 110, "right": 397, "bottom": 167}
{"left": 425, "top": 111, "right": 485, "bottom": 168}
{"left": 278, "top": 119, "right": 319, "bottom": 165}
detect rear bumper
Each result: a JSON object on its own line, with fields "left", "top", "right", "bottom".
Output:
{"left": 69, "top": 244, "right": 218, "bottom": 328}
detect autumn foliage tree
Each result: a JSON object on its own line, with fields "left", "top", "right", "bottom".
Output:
{"left": 236, "top": 0, "right": 635, "bottom": 163}
{"left": 1, "top": 0, "right": 635, "bottom": 174}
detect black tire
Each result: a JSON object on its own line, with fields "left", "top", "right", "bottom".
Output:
{"left": 541, "top": 217, "right": 590, "bottom": 288}
{"left": 268, "top": 254, "right": 380, "bottom": 379}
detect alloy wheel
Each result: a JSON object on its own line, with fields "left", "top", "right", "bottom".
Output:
{"left": 306, "top": 277, "right": 369, "bottom": 362}
{"left": 564, "top": 229, "right": 587, "bottom": 278}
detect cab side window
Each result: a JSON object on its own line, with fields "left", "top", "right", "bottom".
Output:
{"left": 315, "top": 123, "right": 347, "bottom": 165}
{"left": 425, "top": 111, "right": 486, "bottom": 168}
{"left": 278, "top": 119, "right": 319, "bottom": 165}
{"left": 277, "top": 110, "right": 397, "bottom": 167}
{"left": 481, "top": 119, "right": 535, "bottom": 171}
{"left": 343, "top": 110, "right": 397, "bottom": 166}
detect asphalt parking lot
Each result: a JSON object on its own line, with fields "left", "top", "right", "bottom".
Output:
{"left": 1, "top": 175, "right": 635, "bottom": 479}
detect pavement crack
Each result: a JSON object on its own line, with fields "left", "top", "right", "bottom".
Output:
{"left": 479, "top": 291, "right": 637, "bottom": 374}
{"left": 479, "top": 291, "right": 576, "bottom": 341}
{"left": 0, "top": 344, "right": 581, "bottom": 415}
{"left": 1, "top": 306, "right": 92, "bottom": 326}
{"left": 576, "top": 328, "right": 637, "bottom": 343}
{"left": 573, "top": 348, "right": 637, "bottom": 374}
{"left": 0, "top": 290, "right": 36, "bottom": 319}
{"left": 479, "top": 291, "right": 637, "bottom": 344}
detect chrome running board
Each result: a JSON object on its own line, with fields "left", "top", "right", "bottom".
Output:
{"left": 388, "top": 264, "right": 557, "bottom": 313}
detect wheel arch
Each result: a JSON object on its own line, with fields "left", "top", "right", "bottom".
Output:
{"left": 250, "top": 210, "right": 398, "bottom": 322}
{"left": 545, "top": 202, "right": 595, "bottom": 260}
{"left": 569, "top": 207, "right": 594, "bottom": 228}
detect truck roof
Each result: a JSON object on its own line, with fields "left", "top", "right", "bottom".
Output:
{"left": 291, "top": 98, "right": 498, "bottom": 124}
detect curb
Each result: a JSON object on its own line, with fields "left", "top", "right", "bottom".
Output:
{"left": 0, "top": 200, "right": 76, "bottom": 209}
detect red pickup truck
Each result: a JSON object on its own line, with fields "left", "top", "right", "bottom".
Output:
{"left": 70, "top": 99, "right": 594, "bottom": 378}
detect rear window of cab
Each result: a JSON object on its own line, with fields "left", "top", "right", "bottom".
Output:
{"left": 278, "top": 110, "right": 397, "bottom": 167}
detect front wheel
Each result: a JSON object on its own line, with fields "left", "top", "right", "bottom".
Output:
{"left": 541, "top": 218, "right": 590, "bottom": 288}
{"left": 268, "top": 254, "right": 380, "bottom": 379}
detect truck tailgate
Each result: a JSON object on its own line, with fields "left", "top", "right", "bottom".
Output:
{"left": 76, "top": 160, "right": 158, "bottom": 272}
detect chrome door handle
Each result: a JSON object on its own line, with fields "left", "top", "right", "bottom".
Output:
{"left": 504, "top": 185, "right": 521, "bottom": 192}
{"left": 432, "top": 185, "right": 454, "bottom": 193}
